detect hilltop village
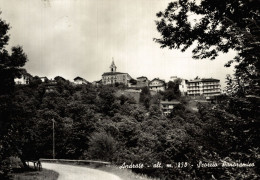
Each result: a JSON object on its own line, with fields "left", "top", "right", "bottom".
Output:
{"left": 14, "top": 60, "right": 222, "bottom": 116}
{"left": 15, "top": 60, "right": 221, "bottom": 99}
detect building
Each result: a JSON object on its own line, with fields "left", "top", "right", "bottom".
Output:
{"left": 179, "top": 79, "right": 188, "bottom": 96}
{"left": 92, "top": 80, "right": 102, "bottom": 87}
{"left": 187, "top": 78, "right": 221, "bottom": 99}
{"left": 14, "top": 71, "right": 32, "bottom": 85}
{"left": 149, "top": 78, "right": 166, "bottom": 92}
{"left": 128, "top": 76, "right": 149, "bottom": 88}
{"left": 74, "top": 76, "right": 88, "bottom": 85}
{"left": 160, "top": 100, "right": 180, "bottom": 116}
{"left": 170, "top": 76, "right": 178, "bottom": 82}
{"left": 136, "top": 76, "right": 149, "bottom": 87}
{"left": 45, "top": 79, "right": 57, "bottom": 93}
{"left": 40, "top": 77, "right": 48, "bottom": 83}
{"left": 170, "top": 76, "right": 188, "bottom": 96}
{"left": 102, "top": 60, "right": 132, "bottom": 85}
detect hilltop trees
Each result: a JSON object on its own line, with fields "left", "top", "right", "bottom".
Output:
{"left": 155, "top": 0, "right": 260, "bottom": 96}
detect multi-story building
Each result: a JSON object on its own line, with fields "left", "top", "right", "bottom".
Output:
{"left": 102, "top": 60, "right": 132, "bottom": 85}
{"left": 187, "top": 78, "right": 221, "bottom": 99}
{"left": 149, "top": 78, "right": 166, "bottom": 92}
{"left": 160, "top": 100, "right": 180, "bottom": 116}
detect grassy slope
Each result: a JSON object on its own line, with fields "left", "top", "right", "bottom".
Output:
{"left": 115, "top": 89, "right": 157, "bottom": 103}
{"left": 115, "top": 90, "right": 141, "bottom": 102}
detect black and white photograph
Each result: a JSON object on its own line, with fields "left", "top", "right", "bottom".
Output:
{"left": 0, "top": 0, "right": 259, "bottom": 179}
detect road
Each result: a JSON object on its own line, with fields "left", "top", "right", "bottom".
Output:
{"left": 42, "top": 162, "right": 122, "bottom": 180}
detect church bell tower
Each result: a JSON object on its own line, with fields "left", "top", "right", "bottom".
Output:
{"left": 110, "top": 58, "right": 117, "bottom": 73}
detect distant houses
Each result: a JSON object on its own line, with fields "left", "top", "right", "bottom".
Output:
{"left": 13, "top": 58, "right": 222, "bottom": 102}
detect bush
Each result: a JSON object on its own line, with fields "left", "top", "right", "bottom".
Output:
{"left": 88, "top": 131, "right": 117, "bottom": 162}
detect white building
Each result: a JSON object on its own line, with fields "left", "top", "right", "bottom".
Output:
{"left": 40, "top": 77, "right": 48, "bottom": 82}
{"left": 14, "top": 74, "right": 31, "bottom": 85}
{"left": 187, "top": 78, "right": 221, "bottom": 99}
{"left": 149, "top": 78, "right": 166, "bottom": 92}
{"left": 74, "top": 76, "right": 88, "bottom": 85}
{"left": 179, "top": 79, "right": 188, "bottom": 96}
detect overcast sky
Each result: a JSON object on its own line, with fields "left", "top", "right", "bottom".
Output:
{"left": 0, "top": 0, "right": 236, "bottom": 87}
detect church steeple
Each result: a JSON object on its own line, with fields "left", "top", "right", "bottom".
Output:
{"left": 110, "top": 58, "right": 117, "bottom": 72}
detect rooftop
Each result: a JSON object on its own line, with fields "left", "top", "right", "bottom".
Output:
{"left": 189, "top": 78, "right": 220, "bottom": 83}
{"left": 160, "top": 100, "right": 180, "bottom": 105}
{"left": 102, "top": 72, "right": 128, "bottom": 76}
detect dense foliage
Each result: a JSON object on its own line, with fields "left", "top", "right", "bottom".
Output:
{"left": 0, "top": 14, "right": 29, "bottom": 179}
{"left": 2, "top": 80, "right": 257, "bottom": 179}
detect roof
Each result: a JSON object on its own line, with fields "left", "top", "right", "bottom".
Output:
{"left": 201, "top": 78, "right": 220, "bottom": 82}
{"left": 92, "top": 79, "right": 102, "bottom": 83}
{"left": 110, "top": 60, "right": 116, "bottom": 68}
{"left": 137, "top": 76, "right": 148, "bottom": 80}
{"left": 74, "top": 76, "right": 86, "bottom": 81}
{"left": 189, "top": 78, "right": 220, "bottom": 83}
{"left": 40, "top": 76, "right": 48, "bottom": 79}
{"left": 149, "top": 78, "right": 166, "bottom": 84}
{"left": 102, "top": 72, "right": 128, "bottom": 76}
{"left": 160, "top": 100, "right": 180, "bottom": 105}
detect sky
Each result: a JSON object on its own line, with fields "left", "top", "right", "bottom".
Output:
{"left": 0, "top": 0, "right": 236, "bottom": 88}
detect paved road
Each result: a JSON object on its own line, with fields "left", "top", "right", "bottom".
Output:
{"left": 42, "top": 162, "right": 122, "bottom": 180}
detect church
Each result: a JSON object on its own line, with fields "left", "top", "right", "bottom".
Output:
{"left": 102, "top": 60, "right": 132, "bottom": 85}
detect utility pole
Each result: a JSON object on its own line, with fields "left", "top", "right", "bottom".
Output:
{"left": 52, "top": 118, "right": 55, "bottom": 159}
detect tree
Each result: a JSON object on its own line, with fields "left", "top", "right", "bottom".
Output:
{"left": 139, "top": 86, "right": 151, "bottom": 108}
{"left": 0, "top": 14, "right": 28, "bottom": 177}
{"left": 163, "top": 80, "right": 181, "bottom": 101}
{"left": 155, "top": 0, "right": 260, "bottom": 96}
{"left": 88, "top": 131, "right": 117, "bottom": 162}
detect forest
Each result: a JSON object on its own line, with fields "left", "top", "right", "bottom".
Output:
{"left": 0, "top": 76, "right": 258, "bottom": 179}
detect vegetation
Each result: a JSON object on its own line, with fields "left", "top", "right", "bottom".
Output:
{"left": 11, "top": 169, "right": 59, "bottom": 180}
{"left": 2, "top": 81, "right": 256, "bottom": 179}
{"left": 0, "top": 12, "right": 29, "bottom": 179}
{"left": 155, "top": 0, "right": 259, "bottom": 96}
{"left": 0, "top": 1, "right": 259, "bottom": 179}
{"left": 160, "top": 80, "right": 181, "bottom": 101}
